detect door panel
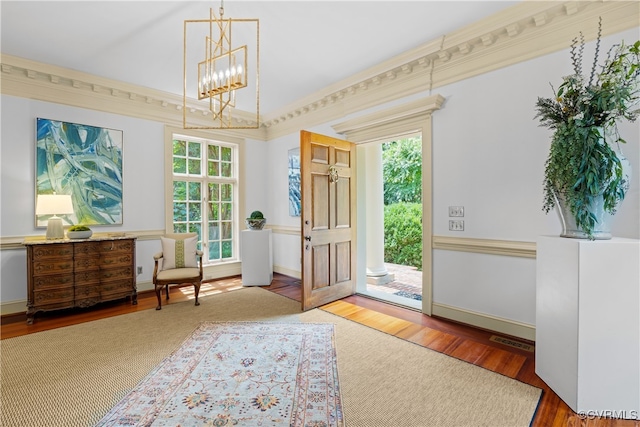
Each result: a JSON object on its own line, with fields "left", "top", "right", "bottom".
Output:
{"left": 301, "top": 131, "right": 356, "bottom": 310}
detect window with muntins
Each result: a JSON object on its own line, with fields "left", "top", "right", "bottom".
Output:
{"left": 172, "top": 135, "right": 238, "bottom": 263}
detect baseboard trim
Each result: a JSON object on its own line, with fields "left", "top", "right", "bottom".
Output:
{"left": 274, "top": 265, "right": 301, "bottom": 279}
{"left": 0, "top": 300, "right": 27, "bottom": 316}
{"left": 432, "top": 302, "right": 535, "bottom": 341}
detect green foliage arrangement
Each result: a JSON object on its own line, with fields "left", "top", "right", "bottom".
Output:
{"left": 384, "top": 203, "right": 422, "bottom": 270}
{"left": 382, "top": 137, "right": 422, "bottom": 205}
{"left": 534, "top": 18, "right": 639, "bottom": 239}
{"left": 68, "top": 225, "right": 91, "bottom": 231}
{"left": 249, "top": 210, "right": 264, "bottom": 219}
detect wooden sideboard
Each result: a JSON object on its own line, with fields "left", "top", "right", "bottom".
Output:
{"left": 24, "top": 235, "right": 137, "bottom": 324}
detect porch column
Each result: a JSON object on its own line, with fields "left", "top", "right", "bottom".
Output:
{"left": 364, "top": 143, "right": 394, "bottom": 285}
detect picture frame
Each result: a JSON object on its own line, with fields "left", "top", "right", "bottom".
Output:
{"left": 288, "top": 147, "right": 301, "bottom": 217}
{"left": 35, "top": 118, "right": 124, "bottom": 227}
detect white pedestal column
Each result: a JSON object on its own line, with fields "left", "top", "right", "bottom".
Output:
{"left": 364, "top": 143, "right": 394, "bottom": 285}
{"left": 536, "top": 236, "right": 640, "bottom": 419}
{"left": 241, "top": 229, "right": 273, "bottom": 286}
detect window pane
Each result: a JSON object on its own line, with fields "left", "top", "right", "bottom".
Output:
{"left": 209, "top": 183, "right": 219, "bottom": 201}
{"left": 210, "top": 203, "right": 219, "bottom": 220}
{"left": 188, "top": 159, "right": 201, "bottom": 175}
{"left": 173, "top": 202, "right": 187, "bottom": 222}
{"left": 221, "top": 203, "right": 232, "bottom": 220}
{"left": 221, "top": 162, "right": 231, "bottom": 177}
{"left": 222, "top": 241, "right": 232, "bottom": 258}
{"left": 209, "top": 222, "right": 220, "bottom": 240}
{"left": 221, "top": 146, "right": 231, "bottom": 162}
{"left": 208, "top": 145, "right": 219, "bottom": 160}
{"left": 209, "top": 242, "right": 220, "bottom": 259}
{"left": 173, "top": 140, "right": 186, "bottom": 156}
{"left": 221, "top": 184, "right": 232, "bottom": 201}
{"left": 188, "top": 223, "right": 202, "bottom": 242}
{"left": 208, "top": 161, "right": 219, "bottom": 177}
{"left": 173, "top": 223, "right": 187, "bottom": 233}
{"left": 188, "top": 182, "right": 201, "bottom": 201}
{"left": 188, "top": 142, "right": 201, "bottom": 158}
{"left": 188, "top": 202, "right": 201, "bottom": 221}
{"left": 173, "top": 181, "right": 187, "bottom": 201}
{"left": 222, "top": 222, "right": 232, "bottom": 239}
{"left": 173, "top": 158, "right": 186, "bottom": 174}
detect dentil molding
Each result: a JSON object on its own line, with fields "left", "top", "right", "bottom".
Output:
{"left": 1, "top": 1, "right": 637, "bottom": 141}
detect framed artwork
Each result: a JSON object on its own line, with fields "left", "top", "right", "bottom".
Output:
{"left": 36, "top": 118, "right": 124, "bottom": 226}
{"left": 288, "top": 147, "right": 301, "bottom": 217}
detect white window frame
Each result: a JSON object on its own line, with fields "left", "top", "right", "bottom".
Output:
{"left": 165, "top": 127, "right": 243, "bottom": 270}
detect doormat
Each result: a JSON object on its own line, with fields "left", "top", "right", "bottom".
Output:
{"left": 96, "top": 321, "right": 343, "bottom": 426}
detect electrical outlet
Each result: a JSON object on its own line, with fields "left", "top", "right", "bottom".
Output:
{"left": 449, "top": 220, "right": 464, "bottom": 231}
{"left": 137, "top": 266, "right": 143, "bottom": 275}
{"left": 448, "top": 206, "right": 464, "bottom": 217}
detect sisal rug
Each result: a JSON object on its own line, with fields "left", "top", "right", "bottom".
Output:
{"left": 1, "top": 287, "right": 541, "bottom": 427}
{"left": 96, "top": 322, "right": 343, "bottom": 426}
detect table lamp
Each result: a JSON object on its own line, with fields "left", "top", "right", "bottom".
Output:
{"left": 36, "top": 194, "right": 74, "bottom": 239}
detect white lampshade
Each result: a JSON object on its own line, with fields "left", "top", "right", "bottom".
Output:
{"left": 36, "top": 194, "right": 74, "bottom": 239}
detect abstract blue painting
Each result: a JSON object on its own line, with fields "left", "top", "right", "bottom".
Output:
{"left": 288, "top": 147, "right": 301, "bottom": 217}
{"left": 36, "top": 118, "right": 123, "bottom": 226}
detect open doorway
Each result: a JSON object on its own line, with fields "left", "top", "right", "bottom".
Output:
{"left": 361, "top": 135, "right": 423, "bottom": 310}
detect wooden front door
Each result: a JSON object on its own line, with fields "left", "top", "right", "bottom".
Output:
{"left": 300, "top": 131, "right": 356, "bottom": 311}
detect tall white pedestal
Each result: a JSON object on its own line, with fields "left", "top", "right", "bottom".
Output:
{"left": 241, "top": 229, "right": 273, "bottom": 286}
{"left": 536, "top": 236, "right": 640, "bottom": 419}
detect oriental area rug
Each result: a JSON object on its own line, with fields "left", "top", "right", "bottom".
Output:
{"left": 96, "top": 322, "right": 342, "bottom": 427}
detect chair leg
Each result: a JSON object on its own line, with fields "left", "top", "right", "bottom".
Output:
{"left": 165, "top": 284, "right": 170, "bottom": 300}
{"left": 154, "top": 285, "right": 162, "bottom": 310}
{"left": 194, "top": 282, "right": 201, "bottom": 306}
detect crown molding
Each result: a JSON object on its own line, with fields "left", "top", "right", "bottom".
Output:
{"left": 0, "top": 54, "right": 268, "bottom": 141}
{"left": 262, "top": 0, "right": 638, "bottom": 139}
{"left": 1, "top": 1, "right": 637, "bottom": 141}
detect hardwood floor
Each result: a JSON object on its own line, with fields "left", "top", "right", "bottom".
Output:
{"left": 2, "top": 273, "right": 638, "bottom": 427}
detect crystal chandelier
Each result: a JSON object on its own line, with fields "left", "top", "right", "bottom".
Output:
{"left": 183, "top": 1, "right": 259, "bottom": 129}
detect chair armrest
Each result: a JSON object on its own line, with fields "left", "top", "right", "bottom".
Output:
{"left": 196, "top": 250, "right": 203, "bottom": 257}
{"left": 153, "top": 252, "right": 164, "bottom": 261}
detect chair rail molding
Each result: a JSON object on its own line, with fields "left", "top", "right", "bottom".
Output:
{"left": 432, "top": 236, "right": 537, "bottom": 259}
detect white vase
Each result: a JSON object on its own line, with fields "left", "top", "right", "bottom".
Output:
{"left": 555, "top": 152, "right": 631, "bottom": 240}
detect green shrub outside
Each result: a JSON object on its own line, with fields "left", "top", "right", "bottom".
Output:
{"left": 384, "top": 202, "right": 422, "bottom": 270}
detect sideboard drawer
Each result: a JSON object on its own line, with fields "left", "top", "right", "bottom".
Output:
{"left": 32, "top": 259, "right": 74, "bottom": 276}
{"left": 101, "top": 280, "right": 134, "bottom": 298}
{"left": 74, "top": 256, "right": 100, "bottom": 272}
{"left": 33, "top": 287, "right": 74, "bottom": 308}
{"left": 100, "top": 253, "right": 134, "bottom": 268}
{"left": 75, "top": 283, "right": 101, "bottom": 301}
{"left": 31, "top": 244, "right": 73, "bottom": 260}
{"left": 32, "top": 274, "right": 74, "bottom": 290}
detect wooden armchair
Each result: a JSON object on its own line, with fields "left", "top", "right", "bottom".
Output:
{"left": 152, "top": 233, "right": 203, "bottom": 310}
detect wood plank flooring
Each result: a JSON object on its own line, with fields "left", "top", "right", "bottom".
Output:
{"left": 2, "top": 273, "right": 638, "bottom": 427}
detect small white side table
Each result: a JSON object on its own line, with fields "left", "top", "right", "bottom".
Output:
{"left": 241, "top": 229, "right": 273, "bottom": 286}
{"left": 536, "top": 236, "right": 640, "bottom": 419}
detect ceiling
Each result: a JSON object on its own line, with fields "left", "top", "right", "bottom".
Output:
{"left": 1, "top": 1, "right": 519, "bottom": 116}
